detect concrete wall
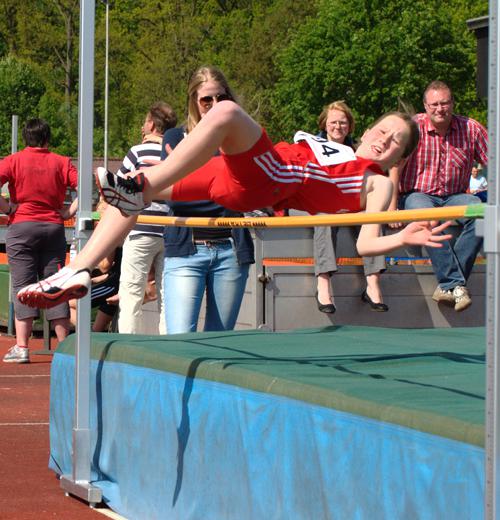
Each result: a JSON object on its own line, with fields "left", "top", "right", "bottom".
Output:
{"left": 145, "top": 224, "right": 485, "bottom": 333}
{"left": 240, "top": 225, "right": 485, "bottom": 331}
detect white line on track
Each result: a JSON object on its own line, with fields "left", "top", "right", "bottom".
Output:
{"left": 0, "top": 422, "right": 49, "bottom": 426}
{"left": 0, "top": 374, "right": 50, "bottom": 378}
{"left": 94, "top": 507, "right": 128, "bottom": 519}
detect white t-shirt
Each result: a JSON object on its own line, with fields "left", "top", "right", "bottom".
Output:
{"left": 469, "top": 175, "right": 487, "bottom": 192}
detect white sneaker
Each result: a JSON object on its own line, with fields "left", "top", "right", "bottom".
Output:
{"left": 95, "top": 167, "right": 147, "bottom": 216}
{"left": 17, "top": 266, "right": 91, "bottom": 309}
{"left": 432, "top": 286, "right": 455, "bottom": 305}
{"left": 3, "top": 345, "right": 29, "bottom": 364}
{"left": 453, "top": 285, "right": 472, "bottom": 312}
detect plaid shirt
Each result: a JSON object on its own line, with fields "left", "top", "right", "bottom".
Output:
{"left": 400, "top": 113, "right": 488, "bottom": 196}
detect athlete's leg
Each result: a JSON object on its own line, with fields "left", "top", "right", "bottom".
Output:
{"left": 19, "top": 102, "right": 260, "bottom": 310}
{"left": 17, "top": 206, "right": 136, "bottom": 308}
{"left": 96, "top": 102, "right": 262, "bottom": 212}
{"left": 72, "top": 206, "right": 136, "bottom": 271}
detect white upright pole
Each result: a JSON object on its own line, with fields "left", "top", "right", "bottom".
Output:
{"left": 59, "top": 0, "right": 101, "bottom": 506}
{"left": 484, "top": 4, "right": 500, "bottom": 519}
{"left": 103, "top": 0, "right": 109, "bottom": 170}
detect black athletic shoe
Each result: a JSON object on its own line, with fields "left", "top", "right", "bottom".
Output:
{"left": 95, "top": 167, "right": 147, "bottom": 216}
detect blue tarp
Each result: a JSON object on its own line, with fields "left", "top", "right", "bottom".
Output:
{"left": 49, "top": 350, "right": 483, "bottom": 520}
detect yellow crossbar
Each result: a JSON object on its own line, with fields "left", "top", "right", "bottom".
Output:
{"left": 130, "top": 205, "right": 483, "bottom": 229}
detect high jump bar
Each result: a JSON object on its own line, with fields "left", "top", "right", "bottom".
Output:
{"left": 92, "top": 204, "right": 485, "bottom": 228}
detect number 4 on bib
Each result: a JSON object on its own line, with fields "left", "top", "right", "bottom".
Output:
{"left": 293, "top": 131, "right": 356, "bottom": 166}
{"left": 322, "top": 143, "right": 340, "bottom": 157}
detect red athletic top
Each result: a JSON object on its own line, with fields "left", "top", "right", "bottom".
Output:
{"left": 0, "top": 147, "right": 78, "bottom": 224}
{"left": 172, "top": 131, "right": 385, "bottom": 214}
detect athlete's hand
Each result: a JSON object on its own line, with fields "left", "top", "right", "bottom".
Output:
{"left": 387, "top": 207, "right": 403, "bottom": 229}
{"left": 400, "top": 221, "right": 452, "bottom": 248}
{"left": 388, "top": 219, "right": 404, "bottom": 230}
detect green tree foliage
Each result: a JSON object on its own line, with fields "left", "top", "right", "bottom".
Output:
{"left": 0, "top": 0, "right": 488, "bottom": 156}
{"left": 94, "top": 0, "right": 315, "bottom": 158}
{"left": 0, "top": 1, "right": 79, "bottom": 154}
{"left": 0, "top": 56, "right": 45, "bottom": 155}
{"left": 270, "top": 0, "right": 487, "bottom": 140}
{"left": 0, "top": 0, "right": 21, "bottom": 55}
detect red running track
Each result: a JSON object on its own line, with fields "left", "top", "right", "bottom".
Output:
{"left": 0, "top": 334, "right": 104, "bottom": 520}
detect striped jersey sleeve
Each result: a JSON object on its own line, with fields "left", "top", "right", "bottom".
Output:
{"left": 118, "top": 141, "right": 169, "bottom": 236}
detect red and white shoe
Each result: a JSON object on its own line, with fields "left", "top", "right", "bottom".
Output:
{"left": 17, "top": 267, "right": 91, "bottom": 309}
{"left": 95, "top": 167, "right": 147, "bottom": 216}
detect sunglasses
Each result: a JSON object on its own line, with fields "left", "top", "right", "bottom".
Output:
{"left": 198, "top": 93, "right": 232, "bottom": 107}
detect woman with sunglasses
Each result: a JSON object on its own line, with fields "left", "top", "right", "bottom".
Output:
{"left": 160, "top": 66, "right": 254, "bottom": 333}
{"left": 314, "top": 101, "right": 388, "bottom": 314}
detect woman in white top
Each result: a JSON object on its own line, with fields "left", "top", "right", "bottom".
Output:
{"left": 314, "top": 101, "right": 388, "bottom": 313}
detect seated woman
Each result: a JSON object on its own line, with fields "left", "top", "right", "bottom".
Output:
{"left": 313, "top": 101, "right": 388, "bottom": 314}
{"left": 17, "top": 101, "right": 452, "bottom": 308}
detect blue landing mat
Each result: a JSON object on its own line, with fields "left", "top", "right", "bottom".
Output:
{"left": 49, "top": 326, "right": 485, "bottom": 520}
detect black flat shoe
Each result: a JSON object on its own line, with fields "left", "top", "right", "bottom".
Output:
{"left": 316, "top": 292, "right": 336, "bottom": 314}
{"left": 361, "top": 290, "right": 389, "bottom": 312}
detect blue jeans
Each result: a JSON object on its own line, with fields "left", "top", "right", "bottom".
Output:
{"left": 163, "top": 242, "right": 250, "bottom": 333}
{"left": 401, "top": 192, "right": 483, "bottom": 290}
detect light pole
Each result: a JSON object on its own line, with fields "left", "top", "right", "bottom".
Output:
{"left": 101, "top": 0, "right": 110, "bottom": 169}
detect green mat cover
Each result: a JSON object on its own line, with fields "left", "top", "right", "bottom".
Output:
{"left": 58, "top": 326, "right": 485, "bottom": 446}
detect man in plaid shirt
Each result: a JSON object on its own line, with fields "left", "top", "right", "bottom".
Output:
{"left": 391, "top": 80, "right": 488, "bottom": 312}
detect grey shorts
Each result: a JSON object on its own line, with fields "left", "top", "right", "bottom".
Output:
{"left": 6, "top": 221, "right": 69, "bottom": 321}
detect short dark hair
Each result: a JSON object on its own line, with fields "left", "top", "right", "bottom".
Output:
{"left": 423, "top": 81, "right": 453, "bottom": 104}
{"left": 148, "top": 102, "right": 177, "bottom": 134}
{"left": 22, "top": 118, "right": 51, "bottom": 147}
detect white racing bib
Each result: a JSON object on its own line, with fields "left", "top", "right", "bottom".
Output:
{"left": 293, "top": 131, "right": 356, "bottom": 166}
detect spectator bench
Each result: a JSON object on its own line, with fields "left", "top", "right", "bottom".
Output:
{"left": 235, "top": 223, "right": 486, "bottom": 331}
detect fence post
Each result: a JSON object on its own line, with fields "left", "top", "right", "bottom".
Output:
{"left": 6, "top": 115, "right": 18, "bottom": 337}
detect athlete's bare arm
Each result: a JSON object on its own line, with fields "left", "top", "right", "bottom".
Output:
{"left": 356, "top": 172, "right": 452, "bottom": 256}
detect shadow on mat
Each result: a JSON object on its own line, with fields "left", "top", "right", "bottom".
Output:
{"left": 172, "top": 356, "right": 211, "bottom": 506}
{"left": 92, "top": 342, "right": 114, "bottom": 483}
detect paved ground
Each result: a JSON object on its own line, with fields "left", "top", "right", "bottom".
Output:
{"left": 0, "top": 333, "right": 122, "bottom": 520}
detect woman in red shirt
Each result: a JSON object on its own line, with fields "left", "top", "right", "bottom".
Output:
{"left": 1, "top": 119, "right": 77, "bottom": 363}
